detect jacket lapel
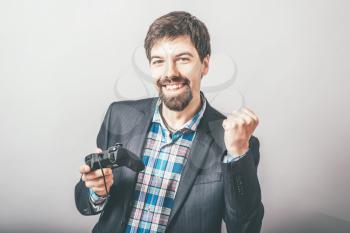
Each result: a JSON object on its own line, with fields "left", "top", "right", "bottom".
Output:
{"left": 166, "top": 105, "right": 216, "bottom": 227}
{"left": 119, "top": 98, "right": 158, "bottom": 228}
{"left": 125, "top": 98, "right": 158, "bottom": 157}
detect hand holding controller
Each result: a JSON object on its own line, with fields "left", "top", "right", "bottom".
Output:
{"left": 80, "top": 148, "right": 113, "bottom": 197}
{"left": 79, "top": 143, "right": 145, "bottom": 197}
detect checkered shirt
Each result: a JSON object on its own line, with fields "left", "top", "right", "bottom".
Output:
{"left": 123, "top": 96, "right": 207, "bottom": 233}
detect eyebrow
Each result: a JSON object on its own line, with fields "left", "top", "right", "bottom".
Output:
{"left": 150, "top": 52, "right": 194, "bottom": 60}
{"left": 175, "top": 52, "right": 194, "bottom": 58}
{"left": 150, "top": 55, "right": 163, "bottom": 60}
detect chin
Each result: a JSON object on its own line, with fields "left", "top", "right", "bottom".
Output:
{"left": 159, "top": 86, "right": 193, "bottom": 111}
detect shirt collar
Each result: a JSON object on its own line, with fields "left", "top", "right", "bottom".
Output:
{"left": 152, "top": 92, "right": 207, "bottom": 132}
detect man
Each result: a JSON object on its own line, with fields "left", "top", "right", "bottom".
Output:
{"left": 75, "top": 11, "right": 264, "bottom": 233}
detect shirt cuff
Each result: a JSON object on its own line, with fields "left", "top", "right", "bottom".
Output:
{"left": 89, "top": 188, "right": 107, "bottom": 212}
{"left": 222, "top": 148, "right": 249, "bottom": 163}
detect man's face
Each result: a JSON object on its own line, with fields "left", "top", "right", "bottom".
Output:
{"left": 149, "top": 35, "right": 209, "bottom": 111}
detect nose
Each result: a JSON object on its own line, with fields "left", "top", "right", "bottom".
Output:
{"left": 164, "top": 59, "right": 179, "bottom": 78}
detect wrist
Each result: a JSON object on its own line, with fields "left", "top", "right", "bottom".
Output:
{"left": 90, "top": 188, "right": 107, "bottom": 198}
{"left": 227, "top": 143, "right": 249, "bottom": 156}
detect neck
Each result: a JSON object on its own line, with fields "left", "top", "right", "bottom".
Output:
{"left": 161, "top": 92, "right": 202, "bottom": 130}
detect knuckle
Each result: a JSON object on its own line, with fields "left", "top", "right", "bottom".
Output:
{"left": 230, "top": 120, "right": 237, "bottom": 126}
{"left": 85, "top": 174, "right": 92, "bottom": 181}
{"left": 236, "top": 119, "right": 244, "bottom": 125}
{"left": 79, "top": 165, "right": 86, "bottom": 174}
{"left": 227, "top": 114, "right": 235, "bottom": 120}
{"left": 101, "top": 178, "right": 108, "bottom": 185}
{"left": 226, "top": 122, "right": 235, "bottom": 129}
{"left": 81, "top": 165, "right": 90, "bottom": 173}
{"left": 97, "top": 178, "right": 104, "bottom": 186}
{"left": 91, "top": 171, "right": 99, "bottom": 178}
{"left": 95, "top": 148, "right": 103, "bottom": 153}
{"left": 105, "top": 168, "right": 111, "bottom": 175}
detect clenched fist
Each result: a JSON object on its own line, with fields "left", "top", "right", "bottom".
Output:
{"left": 222, "top": 107, "right": 259, "bottom": 157}
{"left": 80, "top": 148, "right": 114, "bottom": 197}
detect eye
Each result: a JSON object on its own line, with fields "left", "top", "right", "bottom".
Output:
{"left": 152, "top": 59, "right": 164, "bottom": 65}
{"left": 177, "top": 57, "right": 190, "bottom": 63}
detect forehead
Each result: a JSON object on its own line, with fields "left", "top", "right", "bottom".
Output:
{"left": 150, "top": 35, "right": 198, "bottom": 57}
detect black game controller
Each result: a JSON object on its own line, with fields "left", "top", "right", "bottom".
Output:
{"left": 85, "top": 143, "right": 145, "bottom": 173}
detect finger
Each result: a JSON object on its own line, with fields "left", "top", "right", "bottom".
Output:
{"left": 99, "top": 176, "right": 113, "bottom": 187}
{"left": 241, "top": 108, "right": 255, "bottom": 120}
{"left": 95, "top": 168, "right": 112, "bottom": 177}
{"left": 223, "top": 118, "right": 238, "bottom": 129}
{"left": 238, "top": 112, "right": 256, "bottom": 133}
{"left": 85, "top": 179, "right": 107, "bottom": 189}
{"left": 84, "top": 180, "right": 93, "bottom": 188}
{"left": 223, "top": 118, "right": 243, "bottom": 130}
{"left": 239, "top": 111, "right": 254, "bottom": 126}
{"left": 85, "top": 176, "right": 113, "bottom": 189}
{"left": 226, "top": 110, "right": 240, "bottom": 119}
{"left": 84, "top": 168, "right": 113, "bottom": 181}
{"left": 243, "top": 106, "right": 256, "bottom": 115}
{"left": 242, "top": 110, "right": 259, "bottom": 128}
{"left": 226, "top": 112, "right": 246, "bottom": 125}
{"left": 84, "top": 171, "right": 112, "bottom": 182}
{"left": 226, "top": 112, "right": 239, "bottom": 123}
{"left": 95, "top": 148, "right": 103, "bottom": 153}
{"left": 82, "top": 172, "right": 111, "bottom": 182}
{"left": 88, "top": 176, "right": 113, "bottom": 187}
{"left": 242, "top": 107, "right": 259, "bottom": 123}
{"left": 80, "top": 164, "right": 91, "bottom": 174}
{"left": 222, "top": 119, "right": 228, "bottom": 129}
{"left": 233, "top": 108, "right": 258, "bottom": 126}
{"left": 224, "top": 109, "right": 249, "bottom": 129}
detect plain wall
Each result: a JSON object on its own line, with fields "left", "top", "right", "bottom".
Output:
{"left": 1, "top": 0, "right": 349, "bottom": 232}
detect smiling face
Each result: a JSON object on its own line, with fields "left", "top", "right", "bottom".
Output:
{"left": 149, "top": 35, "right": 209, "bottom": 111}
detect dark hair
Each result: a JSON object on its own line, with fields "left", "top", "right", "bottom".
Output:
{"left": 144, "top": 11, "right": 211, "bottom": 63}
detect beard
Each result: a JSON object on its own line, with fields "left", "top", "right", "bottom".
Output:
{"left": 157, "top": 75, "right": 193, "bottom": 112}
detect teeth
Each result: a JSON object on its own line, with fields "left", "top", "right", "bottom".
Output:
{"left": 165, "top": 83, "right": 184, "bottom": 90}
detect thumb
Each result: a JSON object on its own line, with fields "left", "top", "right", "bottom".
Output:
{"left": 95, "top": 148, "right": 103, "bottom": 153}
{"left": 222, "top": 119, "right": 228, "bottom": 130}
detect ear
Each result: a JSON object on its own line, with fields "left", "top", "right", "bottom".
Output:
{"left": 201, "top": 55, "right": 210, "bottom": 76}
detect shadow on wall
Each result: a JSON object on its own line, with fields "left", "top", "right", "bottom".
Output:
{"left": 267, "top": 213, "right": 350, "bottom": 233}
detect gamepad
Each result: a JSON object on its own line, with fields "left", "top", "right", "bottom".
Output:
{"left": 85, "top": 143, "right": 145, "bottom": 173}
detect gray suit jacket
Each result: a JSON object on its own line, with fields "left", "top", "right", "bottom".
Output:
{"left": 75, "top": 95, "right": 264, "bottom": 233}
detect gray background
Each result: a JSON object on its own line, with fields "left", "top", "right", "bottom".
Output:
{"left": 1, "top": 0, "right": 349, "bottom": 232}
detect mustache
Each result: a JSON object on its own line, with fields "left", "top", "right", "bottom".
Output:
{"left": 157, "top": 76, "right": 190, "bottom": 87}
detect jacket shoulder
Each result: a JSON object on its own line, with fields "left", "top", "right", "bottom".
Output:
{"left": 108, "top": 97, "right": 157, "bottom": 112}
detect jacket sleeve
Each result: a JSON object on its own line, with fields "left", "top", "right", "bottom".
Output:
{"left": 74, "top": 103, "right": 114, "bottom": 216}
{"left": 75, "top": 179, "right": 100, "bottom": 215}
{"left": 223, "top": 136, "right": 264, "bottom": 233}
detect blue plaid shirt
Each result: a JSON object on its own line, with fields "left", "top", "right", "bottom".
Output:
{"left": 89, "top": 94, "right": 248, "bottom": 232}
{"left": 124, "top": 95, "right": 207, "bottom": 233}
